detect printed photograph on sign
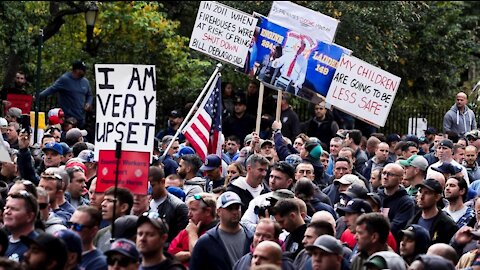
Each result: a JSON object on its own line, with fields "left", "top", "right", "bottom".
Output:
{"left": 241, "top": 16, "right": 350, "bottom": 105}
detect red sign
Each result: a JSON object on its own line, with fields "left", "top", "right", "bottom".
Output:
{"left": 6, "top": 94, "right": 33, "bottom": 114}
{"left": 96, "top": 150, "right": 150, "bottom": 195}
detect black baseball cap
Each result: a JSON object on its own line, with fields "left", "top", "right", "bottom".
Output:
{"left": 72, "top": 60, "right": 87, "bottom": 71}
{"left": 337, "top": 198, "right": 372, "bottom": 216}
{"left": 416, "top": 178, "right": 443, "bottom": 194}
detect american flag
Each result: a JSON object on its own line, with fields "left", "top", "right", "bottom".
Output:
{"left": 182, "top": 74, "right": 223, "bottom": 161}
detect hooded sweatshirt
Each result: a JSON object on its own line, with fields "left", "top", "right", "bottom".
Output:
{"left": 377, "top": 186, "right": 415, "bottom": 241}
{"left": 443, "top": 104, "right": 476, "bottom": 136}
{"left": 183, "top": 176, "right": 206, "bottom": 200}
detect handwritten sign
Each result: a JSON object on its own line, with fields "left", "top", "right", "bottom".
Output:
{"left": 189, "top": 1, "right": 258, "bottom": 67}
{"left": 325, "top": 55, "right": 401, "bottom": 127}
{"left": 94, "top": 64, "right": 157, "bottom": 194}
{"left": 268, "top": 1, "right": 339, "bottom": 43}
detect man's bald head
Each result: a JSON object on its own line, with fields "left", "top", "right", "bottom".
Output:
{"left": 251, "top": 240, "right": 282, "bottom": 267}
{"left": 311, "top": 210, "right": 336, "bottom": 235}
{"left": 385, "top": 163, "right": 404, "bottom": 175}
{"left": 426, "top": 170, "right": 446, "bottom": 190}
{"left": 427, "top": 243, "right": 458, "bottom": 265}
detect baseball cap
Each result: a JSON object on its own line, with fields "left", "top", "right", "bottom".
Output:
{"left": 78, "top": 149, "right": 95, "bottom": 163}
{"left": 233, "top": 93, "right": 247, "bottom": 105}
{"left": 104, "top": 238, "right": 140, "bottom": 261}
{"left": 414, "top": 254, "right": 455, "bottom": 270}
{"left": 285, "top": 154, "right": 302, "bottom": 167}
{"left": 432, "top": 162, "right": 461, "bottom": 175}
{"left": 65, "top": 159, "right": 87, "bottom": 173}
{"left": 398, "top": 155, "right": 428, "bottom": 171}
{"left": 42, "top": 142, "right": 63, "bottom": 155}
{"left": 416, "top": 178, "right": 443, "bottom": 194}
{"left": 438, "top": 139, "right": 453, "bottom": 149}
{"left": 466, "top": 130, "right": 480, "bottom": 140}
{"left": 424, "top": 127, "right": 437, "bottom": 135}
{"left": 137, "top": 212, "right": 169, "bottom": 234}
{"left": 0, "top": 117, "right": 7, "bottom": 128}
{"left": 216, "top": 191, "right": 243, "bottom": 209}
{"left": 21, "top": 232, "right": 68, "bottom": 267}
{"left": 66, "top": 128, "right": 87, "bottom": 141}
{"left": 54, "top": 230, "right": 83, "bottom": 261}
{"left": 260, "top": 139, "right": 274, "bottom": 148}
{"left": 174, "top": 146, "right": 195, "bottom": 159}
{"left": 169, "top": 110, "right": 182, "bottom": 118}
{"left": 386, "top": 133, "right": 401, "bottom": 143}
{"left": 112, "top": 215, "right": 139, "bottom": 239}
{"left": 341, "top": 184, "right": 368, "bottom": 200}
{"left": 59, "top": 142, "right": 72, "bottom": 155}
{"left": 7, "top": 107, "right": 22, "bottom": 119}
{"left": 304, "top": 139, "right": 323, "bottom": 160}
{"left": 49, "top": 115, "right": 63, "bottom": 125}
{"left": 167, "top": 186, "right": 186, "bottom": 201}
{"left": 399, "top": 224, "right": 431, "bottom": 241}
{"left": 337, "top": 198, "right": 372, "bottom": 216}
{"left": 72, "top": 60, "right": 87, "bottom": 71}
{"left": 270, "top": 189, "right": 295, "bottom": 201}
{"left": 305, "top": 235, "right": 344, "bottom": 255}
{"left": 334, "top": 174, "right": 359, "bottom": 185}
{"left": 367, "top": 192, "right": 382, "bottom": 207}
{"left": 244, "top": 134, "right": 253, "bottom": 145}
{"left": 200, "top": 154, "right": 222, "bottom": 171}
{"left": 418, "top": 136, "right": 429, "bottom": 144}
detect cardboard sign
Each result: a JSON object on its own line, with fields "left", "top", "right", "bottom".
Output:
{"left": 325, "top": 55, "right": 401, "bottom": 127}
{"left": 95, "top": 150, "right": 150, "bottom": 194}
{"left": 95, "top": 64, "right": 157, "bottom": 194}
{"left": 268, "top": 1, "right": 339, "bottom": 43}
{"left": 189, "top": 1, "right": 258, "bottom": 67}
{"left": 6, "top": 94, "right": 33, "bottom": 114}
{"left": 246, "top": 16, "right": 350, "bottom": 104}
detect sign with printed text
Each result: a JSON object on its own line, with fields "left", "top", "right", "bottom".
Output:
{"left": 245, "top": 16, "right": 350, "bottom": 104}
{"left": 94, "top": 64, "right": 156, "bottom": 194}
{"left": 268, "top": 1, "right": 339, "bottom": 43}
{"left": 325, "top": 55, "right": 401, "bottom": 127}
{"left": 189, "top": 1, "right": 258, "bottom": 67}
{"left": 96, "top": 150, "right": 150, "bottom": 194}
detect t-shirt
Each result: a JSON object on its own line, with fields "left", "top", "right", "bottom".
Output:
{"left": 150, "top": 196, "right": 167, "bottom": 211}
{"left": 218, "top": 228, "right": 247, "bottom": 267}
{"left": 418, "top": 216, "right": 435, "bottom": 233}
{"left": 443, "top": 205, "right": 468, "bottom": 223}
{"left": 6, "top": 230, "right": 39, "bottom": 262}
{"left": 139, "top": 256, "right": 185, "bottom": 270}
{"left": 80, "top": 249, "right": 107, "bottom": 270}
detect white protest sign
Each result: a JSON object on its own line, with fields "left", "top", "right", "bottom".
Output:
{"left": 268, "top": 1, "right": 339, "bottom": 43}
{"left": 189, "top": 1, "right": 258, "bottom": 67}
{"left": 325, "top": 55, "right": 401, "bottom": 127}
{"left": 94, "top": 64, "right": 157, "bottom": 159}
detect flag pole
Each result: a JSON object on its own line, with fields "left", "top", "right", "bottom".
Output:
{"left": 161, "top": 63, "right": 223, "bottom": 159}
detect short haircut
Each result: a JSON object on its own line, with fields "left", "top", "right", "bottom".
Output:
{"left": 348, "top": 129, "right": 362, "bottom": 145}
{"left": 226, "top": 135, "right": 240, "bottom": 145}
{"left": 356, "top": 213, "right": 390, "bottom": 244}
{"left": 148, "top": 166, "right": 165, "bottom": 183}
{"left": 72, "top": 142, "right": 88, "bottom": 157}
{"left": 401, "top": 141, "right": 418, "bottom": 151}
{"left": 187, "top": 193, "right": 216, "bottom": 218}
{"left": 258, "top": 218, "right": 282, "bottom": 239}
{"left": 272, "top": 198, "right": 300, "bottom": 217}
{"left": 246, "top": 154, "right": 270, "bottom": 168}
{"left": 41, "top": 133, "right": 54, "bottom": 144}
{"left": 335, "top": 157, "right": 352, "bottom": 168}
{"left": 76, "top": 205, "right": 102, "bottom": 227}
{"left": 9, "top": 191, "right": 38, "bottom": 216}
{"left": 104, "top": 187, "right": 134, "bottom": 215}
{"left": 307, "top": 221, "right": 335, "bottom": 237}
{"left": 271, "top": 161, "right": 295, "bottom": 180}
{"left": 453, "top": 143, "right": 465, "bottom": 154}
{"left": 181, "top": 154, "right": 203, "bottom": 174}
{"left": 13, "top": 179, "right": 37, "bottom": 198}
{"left": 8, "top": 122, "right": 20, "bottom": 131}
{"left": 370, "top": 133, "right": 387, "bottom": 142}
{"left": 448, "top": 176, "right": 468, "bottom": 202}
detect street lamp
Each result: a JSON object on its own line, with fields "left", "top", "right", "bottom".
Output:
{"left": 85, "top": 1, "right": 99, "bottom": 55}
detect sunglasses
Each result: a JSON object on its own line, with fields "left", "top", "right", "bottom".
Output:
{"left": 107, "top": 256, "right": 135, "bottom": 267}
{"left": 67, "top": 222, "right": 94, "bottom": 232}
{"left": 141, "top": 211, "right": 168, "bottom": 233}
{"left": 39, "top": 203, "right": 48, "bottom": 210}
{"left": 193, "top": 194, "right": 208, "bottom": 207}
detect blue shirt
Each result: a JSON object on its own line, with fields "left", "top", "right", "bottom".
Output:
{"left": 6, "top": 230, "right": 39, "bottom": 262}
{"left": 80, "top": 249, "right": 107, "bottom": 270}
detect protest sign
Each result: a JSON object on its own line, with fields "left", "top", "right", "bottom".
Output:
{"left": 247, "top": 16, "right": 350, "bottom": 104}
{"left": 189, "top": 1, "right": 258, "bottom": 68}
{"left": 325, "top": 55, "right": 401, "bottom": 127}
{"left": 6, "top": 94, "right": 33, "bottom": 114}
{"left": 94, "top": 64, "right": 156, "bottom": 194}
{"left": 268, "top": 1, "right": 339, "bottom": 43}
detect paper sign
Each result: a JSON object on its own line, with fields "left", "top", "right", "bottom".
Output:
{"left": 6, "top": 94, "right": 33, "bottom": 114}
{"left": 268, "top": 1, "right": 339, "bottom": 43}
{"left": 96, "top": 150, "right": 150, "bottom": 194}
{"left": 325, "top": 55, "right": 401, "bottom": 127}
{"left": 189, "top": 1, "right": 258, "bottom": 67}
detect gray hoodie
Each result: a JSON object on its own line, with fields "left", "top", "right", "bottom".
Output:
{"left": 443, "top": 104, "right": 476, "bottom": 136}
{"left": 184, "top": 176, "right": 206, "bottom": 200}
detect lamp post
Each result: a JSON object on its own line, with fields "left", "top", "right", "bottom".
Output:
{"left": 85, "top": 1, "right": 98, "bottom": 55}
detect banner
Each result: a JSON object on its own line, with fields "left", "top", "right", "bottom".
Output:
{"left": 6, "top": 94, "right": 33, "bottom": 114}
{"left": 268, "top": 1, "right": 339, "bottom": 43}
{"left": 325, "top": 55, "right": 401, "bottom": 127}
{"left": 247, "top": 17, "right": 350, "bottom": 104}
{"left": 189, "top": 1, "right": 258, "bottom": 68}
{"left": 94, "top": 64, "right": 157, "bottom": 194}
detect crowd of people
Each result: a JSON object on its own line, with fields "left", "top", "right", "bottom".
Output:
{"left": 1, "top": 61, "right": 480, "bottom": 270}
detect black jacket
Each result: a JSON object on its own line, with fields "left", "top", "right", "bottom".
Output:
{"left": 377, "top": 187, "right": 415, "bottom": 241}
{"left": 407, "top": 209, "right": 458, "bottom": 245}
{"left": 156, "top": 193, "right": 189, "bottom": 243}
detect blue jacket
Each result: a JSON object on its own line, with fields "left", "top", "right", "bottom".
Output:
{"left": 39, "top": 72, "right": 93, "bottom": 126}
{"left": 273, "top": 131, "right": 298, "bottom": 161}
{"left": 190, "top": 224, "right": 253, "bottom": 270}
{"left": 377, "top": 186, "right": 415, "bottom": 241}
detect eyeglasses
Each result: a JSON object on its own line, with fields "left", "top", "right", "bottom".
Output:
{"left": 67, "top": 221, "right": 94, "bottom": 232}
{"left": 39, "top": 203, "right": 48, "bottom": 210}
{"left": 381, "top": 171, "right": 402, "bottom": 178}
{"left": 107, "top": 256, "right": 135, "bottom": 267}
